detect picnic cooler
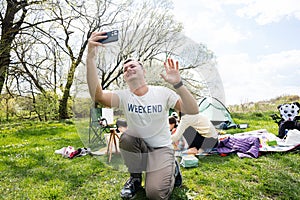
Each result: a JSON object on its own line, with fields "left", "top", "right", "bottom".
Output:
{"left": 180, "top": 155, "right": 198, "bottom": 168}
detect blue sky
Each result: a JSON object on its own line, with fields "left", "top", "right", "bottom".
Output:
{"left": 172, "top": 0, "right": 300, "bottom": 105}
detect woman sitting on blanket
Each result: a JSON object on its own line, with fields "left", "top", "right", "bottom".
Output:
{"left": 171, "top": 112, "right": 218, "bottom": 154}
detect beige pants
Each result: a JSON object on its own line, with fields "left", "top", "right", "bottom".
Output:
{"left": 119, "top": 132, "right": 175, "bottom": 200}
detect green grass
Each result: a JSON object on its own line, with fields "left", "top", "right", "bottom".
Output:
{"left": 0, "top": 112, "right": 300, "bottom": 200}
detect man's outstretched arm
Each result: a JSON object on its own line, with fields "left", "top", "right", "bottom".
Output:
{"left": 86, "top": 32, "right": 118, "bottom": 107}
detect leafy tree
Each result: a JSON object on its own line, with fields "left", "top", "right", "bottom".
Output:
{"left": 92, "top": 0, "right": 184, "bottom": 92}
{"left": 0, "top": 94, "right": 16, "bottom": 121}
{"left": 0, "top": 0, "right": 58, "bottom": 94}
{"left": 1, "top": 0, "right": 217, "bottom": 121}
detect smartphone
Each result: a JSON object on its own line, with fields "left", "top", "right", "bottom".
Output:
{"left": 98, "top": 30, "right": 119, "bottom": 44}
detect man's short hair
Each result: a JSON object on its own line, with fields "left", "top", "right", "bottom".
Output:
{"left": 123, "top": 58, "right": 143, "bottom": 68}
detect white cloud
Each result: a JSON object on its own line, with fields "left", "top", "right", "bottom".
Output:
{"left": 172, "top": 0, "right": 300, "bottom": 105}
{"left": 218, "top": 50, "right": 300, "bottom": 105}
{"left": 236, "top": 0, "right": 300, "bottom": 25}
{"left": 172, "top": 0, "right": 250, "bottom": 50}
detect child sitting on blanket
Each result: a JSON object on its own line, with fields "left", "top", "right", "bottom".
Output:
{"left": 169, "top": 116, "right": 186, "bottom": 151}
{"left": 171, "top": 113, "right": 218, "bottom": 154}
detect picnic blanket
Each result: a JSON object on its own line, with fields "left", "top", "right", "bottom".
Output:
{"left": 219, "top": 129, "right": 300, "bottom": 152}
{"left": 217, "top": 136, "right": 260, "bottom": 158}
{"left": 174, "top": 129, "right": 300, "bottom": 159}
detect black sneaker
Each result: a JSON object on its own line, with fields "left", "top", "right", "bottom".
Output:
{"left": 174, "top": 160, "right": 182, "bottom": 187}
{"left": 120, "top": 176, "right": 142, "bottom": 199}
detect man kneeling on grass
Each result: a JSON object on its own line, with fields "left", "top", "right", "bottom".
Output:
{"left": 86, "top": 31, "right": 199, "bottom": 199}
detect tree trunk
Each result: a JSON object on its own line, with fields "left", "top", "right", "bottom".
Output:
{"left": 58, "top": 62, "right": 76, "bottom": 119}
{"left": 0, "top": 0, "right": 28, "bottom": 93}
{"left": 0, "top": 51, "right": 10, "bottom": 93}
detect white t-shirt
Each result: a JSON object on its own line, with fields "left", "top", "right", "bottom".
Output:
{"left": 115, "top": 86, "right": 179, "bottom": 148}
{"left": 171, "top": 113, "right": 218, "bottom": 143}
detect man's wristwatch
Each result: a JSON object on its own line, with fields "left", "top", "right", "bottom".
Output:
{"left": 173, "top": 80, "right": 183, "bottom": 89}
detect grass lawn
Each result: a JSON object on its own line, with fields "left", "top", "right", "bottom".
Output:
{"left": 1, "top": 112, "right": 300, "bottom": 200}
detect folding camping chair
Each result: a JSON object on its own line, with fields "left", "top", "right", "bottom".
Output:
{"left": 88, "top": 108, "right": 111, "bottom": 145}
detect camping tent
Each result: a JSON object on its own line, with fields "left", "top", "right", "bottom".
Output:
{"left": 198, "top": 97, "right": 237, "bottom": 129}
